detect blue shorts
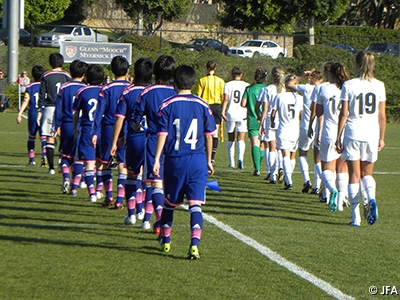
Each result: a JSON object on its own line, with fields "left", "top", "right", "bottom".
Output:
{"left": 163, "top": 153, "right": 208, "bottom": 207}
{"left": 27, "top": 111, "right": 40, "bottom": 138}
{"left": 59, "top": 122, "right": 76, "bottom": 158}
{"left": 144, "top": 133, "right": 163, "bottom": 182}
{"left": 76, "top": 126, "right": 96, "bottom": 162}
{"left": 99, "top": 124, "right": 113, "bottom": 163}
{"left": 125, "top": 132, "right": 145, "bottom": 175}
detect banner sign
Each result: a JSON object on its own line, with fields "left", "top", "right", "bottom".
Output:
{"left": 60, "top": 42, "right": 132, "bottom": 65}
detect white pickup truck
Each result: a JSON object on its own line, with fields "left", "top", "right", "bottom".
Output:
{"left": 36, "top": 25, "right": 108, "bottom": 48}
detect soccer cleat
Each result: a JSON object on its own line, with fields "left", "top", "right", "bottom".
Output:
{"left": 367, "top": 199, "right": 378, "bottom": 225}
{"left": 277, "top": 168, "right": 284, "bottom": 183}
{"left": 253, "top": 170, "right": 260, "bottom": 176}
{"left": 48, "top": 169, "right": 55, "bottom": 175}
{"left": 124, "top": 215, "right": 136, "bottom": 225}
{"left": 88, "top": 195, "right": 97, "bottom": 202}
{"left": 141, "top": 221, "right": 151, "bottom": 230}
{"left": 102, "top": 198, "right": 115, "bottom": 207}
{"left": 269, "top": 179, "right": 276, "bottom": 184}
{"left": 264, "top": 173, "right": 271, "bottom": 181}
{"left": 187, "top": 245, "right": 200, "bottom": 260}
{"left": 238, "top": 160, "right": 243, "bottom": 169}
{"left": 302, "top": 181, "right": 312, "bottom": 193}
{"left": 136, "top": 208, "right": 145, "bottom": 220}
{"left": 114, "top": 202, "right": 124, "bottom": 210}
{"left": 228, "top": 164, "right": 235, "bottom": 169}
{"left": 328, "top": 189, "right": 338, "bottom": 212}
{"left": 160, "top": 241, "right": 171, "bottom": 253}
{"left": 40, "top": 157, "right": 48, "bottom": 168}
{"left": 348, "top": 221, "right": 360, "bottom": 227}
{"left": 61, "top": 181, "right": 71, "bottom": 194}
{"left": 95, "top": 191, "right": 104, "bottom": 200}
{"left": 310, "top": 188, "right": 320, "bottom": 195}
{"left": 29, "top": 161, "right": 36, "bottom": 166}
{"left": 70, "top": 190, "right": 77, "bottom": 197}
{"left": 284, "top": 183, "right": 293, "bottom": 190}
{"left": 79, "top": 181, "right": 87, "bottom": 189}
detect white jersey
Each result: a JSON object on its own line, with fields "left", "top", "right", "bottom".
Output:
{"left": 340, "top": 77, "right": 386, "bottom": 142}
{"left": 296, "top": 83, "right": 315, "bottom": 130}
{"left": 274, "top": 92, "right": 303, "bottom": 142}
{"left": 317, "top": 83, "right": 342, "bottom": 141}
{"left": 258, "top": 84, "right": 284, "bottom": 130}
{"left": 223, "top": 80, "right": 249, "bottom": 121}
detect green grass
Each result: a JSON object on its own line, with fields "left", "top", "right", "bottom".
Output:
{"left": 1, "top": 112, "right": 399, "bottom": 299}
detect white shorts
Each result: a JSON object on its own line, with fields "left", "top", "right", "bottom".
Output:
{"left": 225, "top": 120, "right": 247, "bottom": 134}
{"left": 298, "top": 128, "right": 313, "bottom": 151}
{"left": 41, "top": 107, "right": 55, "bottom": 137}
{"left": 265, "top": 117, "right": 277, "bottom": 142}
{"left": 319, "top": 138, "right": 340, "bottom": 162}
{"left": 276, "top": 138, "right": 298, "bottom": 152}
{"left": 342, "top": 136, "right": 378, "bottom": 163}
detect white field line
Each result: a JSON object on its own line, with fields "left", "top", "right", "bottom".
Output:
{"left": 179, "top": 204, "right": 355, "bottom": 300}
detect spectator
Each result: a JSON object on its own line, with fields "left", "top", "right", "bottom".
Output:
{"left": 0, "top": 70, "right": 7, "bottom": 112}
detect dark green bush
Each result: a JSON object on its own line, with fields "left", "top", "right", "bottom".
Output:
{"left": 120, "top": 34, "right": 172, "bottom": 52}
{"left": 314, "top": 25, "right": 400, "bottom": 51}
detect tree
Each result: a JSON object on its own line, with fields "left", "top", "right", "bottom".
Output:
{"left": 24, "top": 0, "right": 71, "bottom": 25}
{"left": 339, "top": 0, "right": 400, "bottom": 29}
{"left": 62, "top": 0, "right": 100, "bottom": 25}
{"left": 219, "top": 0, "right": 294, "bottom": 34}
{"left": 219, "top": 0, "right": 348, "bottom": 44}
{"left": 115, "top": 0, "right": 192, "bottom": 35}
{"left": 282, "top": 0, "right": 349, "bottom": 45}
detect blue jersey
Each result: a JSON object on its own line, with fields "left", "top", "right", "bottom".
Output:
{"left": 157, "top": 94, "right": 216, "bottom": 157}
{"left": 92, "top": 80, "right": 130, "bottom": 136}
{"left": 133, "top": 84, "right": 176, "bottom": 135}
{"left": 24, "top": 82, "right": 40, "bottom": 121}
{"left": 72, "top": 85, "right": 102, "bottom": 128}
{"left": 54, "top": 81, "right": 86, "bottom": 130}
{"left": 116, "top": 85, "right": 146, "bottom": 135}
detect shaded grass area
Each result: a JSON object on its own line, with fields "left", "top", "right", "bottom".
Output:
{"left": 1, "top": 113, "right": 399, "bottom": 299}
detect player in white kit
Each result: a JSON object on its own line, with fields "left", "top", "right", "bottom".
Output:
{"left": 336, "top": 50, "right": 386, "bottom": 227}
{"left": 315, "top": 62, "right": 349, "bottom": 213}
{"left": 221, "top": 67, "right": 250, "bottom": 169}
{"left": 271, "top": 75, "right": 303, "bottom": 190}
{"left": 287, "top": 70, "right": 323, "bottom": 193}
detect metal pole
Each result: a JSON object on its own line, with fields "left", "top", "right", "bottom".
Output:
{"left": 8, "top": 0, "right": 19, "bottom": 83}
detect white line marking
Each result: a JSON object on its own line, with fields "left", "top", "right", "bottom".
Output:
{"left": 203, "top": 212, "right": 355, "bottom": 300}
{"left": 180, "top": 204, "right": 354, "bottom": 299}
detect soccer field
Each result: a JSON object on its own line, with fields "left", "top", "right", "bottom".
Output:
{"left": 1, "top": 112, "right": 399, "bottom": 300}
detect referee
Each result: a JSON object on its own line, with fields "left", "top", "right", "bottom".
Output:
{"left": 194, "top": 61, "right": 225, "bottom": 163}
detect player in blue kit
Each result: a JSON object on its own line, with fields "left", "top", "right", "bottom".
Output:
{"left": 72, "top": 64, "right": 104, "bottom": 202}
{"left": 132, "top": 55, "right": 177, "bottom": 234}
{"left": 153, "top": 65, "right": 216, "bottom": 260}
{"left": 38, "top": 53, "right": 72, "bottom": 174}
{"left": 92, "top": 56, "right": 131, "bottom": 209}
{"left": 53, "top": 60, "right": 88, "bottom": 194}
{"left": 16, "top": 66, "right": 46, "bottom": 166}
{"left": 111, "top": 58, "right": 154, "bottom": 225}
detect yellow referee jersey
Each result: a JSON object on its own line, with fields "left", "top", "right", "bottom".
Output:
{"left": 194, "top": 74, "right": 225, "bottom": 105}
